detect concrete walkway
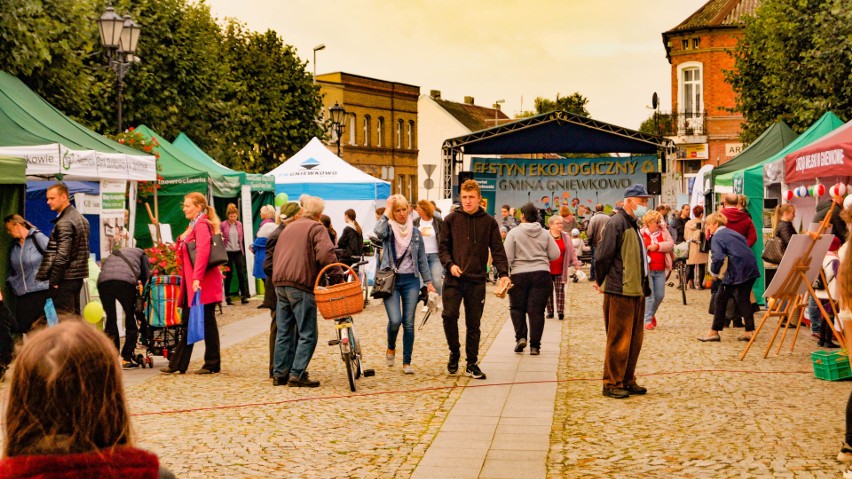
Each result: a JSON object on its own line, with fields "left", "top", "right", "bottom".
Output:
{"left": 412, "top": 314, "right": 563, "bottom": 479}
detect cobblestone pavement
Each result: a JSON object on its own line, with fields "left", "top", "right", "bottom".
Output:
{"left": 549, "top": 280, "right": 850, "bottom": 478}
{"left": 126, "top": 293, "right": 511, "bottom": 478}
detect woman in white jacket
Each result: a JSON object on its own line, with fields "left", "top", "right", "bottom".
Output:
{"left": 504, "top": 203, "right": 560, "bottom": 356}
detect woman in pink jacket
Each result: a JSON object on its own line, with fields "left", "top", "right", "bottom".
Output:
{"left": 161, "top": 192, "right": 224, "bottom": 375}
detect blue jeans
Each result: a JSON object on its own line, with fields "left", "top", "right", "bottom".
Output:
{"left": 384, "top": 273, "right": 420, "bottom": 365}
{"left": 808, "top": 295, "right": 821, "bottom": 333}
{"left": 644, "top": 270, "right": 666, "bottom": 324}
{"left": 274, "top": 286, "right": 318, "bottom": 378}
{"left": 426, "top": 253, "right": 443, "bottom": 295}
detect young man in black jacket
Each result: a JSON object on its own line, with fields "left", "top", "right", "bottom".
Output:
{"left": 438, "top": 180, "right": 510, "bottom": 380}
{"left": 36, "top": 183, "right": 90, "bottom": 315}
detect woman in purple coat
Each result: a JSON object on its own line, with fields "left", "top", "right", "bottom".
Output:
{"left": 161, "top": 192, "right": 224, "bottom": 375}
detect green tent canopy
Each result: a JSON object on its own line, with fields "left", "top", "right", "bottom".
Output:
{"left": 733, "top": 112, "right": 845, "bottom": 302}
{"left": 0, "top": 71, "right": 155, "bottom": 180}
{"left": 714, "top": 122, "right": 797, "bottom": 187}
{"left": 0, "top": 156, "right": 26, "bottom": 305}
{"left": 172, "top": 133, "right": 274, "bottom": 192}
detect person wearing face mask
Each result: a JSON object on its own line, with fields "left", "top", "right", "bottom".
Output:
{"left": 593, "top": 185, "right": 653, "bottom": 399}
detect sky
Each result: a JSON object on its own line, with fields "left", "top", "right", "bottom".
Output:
{"left": 204, "top": 0, "right": 709, "bottom": 130}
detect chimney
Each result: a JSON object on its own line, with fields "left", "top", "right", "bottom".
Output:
{"left": 430, "top": 90, "right": 441, "bottom": 100}
{"left": 464, "top": 96, "right": 475, "bottom": 105}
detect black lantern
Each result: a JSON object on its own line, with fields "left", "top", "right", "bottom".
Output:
{"left": 329, "top": 102, "right": 347, "bottom": 157}
{"left": 97, "top": 6, "right": 142, "bottom": 133}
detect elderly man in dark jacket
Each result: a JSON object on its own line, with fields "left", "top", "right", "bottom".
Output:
{"left": 270, "top": 196, "right": 339, "bottom": 388}
{"left": 594, "top": 185, "right": 653, "bottom": 399}
{"left": 36, "top": 183, "right": 90, "bottom": 315}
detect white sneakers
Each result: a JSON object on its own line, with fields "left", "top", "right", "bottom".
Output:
{"left": 402, "top": 364, "right": 414, "bottom": 374}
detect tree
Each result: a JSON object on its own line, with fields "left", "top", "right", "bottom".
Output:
{"left": 0, "top": 0, "right": 102, "bottom": 126}
{"left": 220, "top": 21, "right": 325, "bottom": 173}
{"left": 515, "top": 92, "right": 591, "bottom": 118}
{"left": 727, "top": 0, "right": 852, "bottom": 142}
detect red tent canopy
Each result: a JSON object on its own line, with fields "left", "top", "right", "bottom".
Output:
{"left": 786, "top": 119, "right": 852, "bottom": 183}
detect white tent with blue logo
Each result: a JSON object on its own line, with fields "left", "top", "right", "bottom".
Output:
{"left": 266, "top": 137, "right": 391, "bottom": 243}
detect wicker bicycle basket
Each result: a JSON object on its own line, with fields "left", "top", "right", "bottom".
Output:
{"left": 314, "top": 263, "right": 364, "bottom": 320}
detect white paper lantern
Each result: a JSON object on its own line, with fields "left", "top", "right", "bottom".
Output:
{"left": 830, "top": 183, "right": 847, "bottom": 198}
{"left": 845, "top": 194, "right": 852, "bottom": 210}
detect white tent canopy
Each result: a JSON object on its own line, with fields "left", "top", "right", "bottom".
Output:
{"left": 266, "top": 137, "right": 391, "bottom": 239}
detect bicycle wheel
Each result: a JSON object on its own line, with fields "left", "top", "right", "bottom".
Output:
{"left": 348, "top": 326, "right": 362, "bottom": 379}
{"left": 343, "top": 351, "right": 357, "bottom": 392}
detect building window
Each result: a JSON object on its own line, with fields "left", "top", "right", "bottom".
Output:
{"left": 348, "top": 114, "right": 356, "bottom": 145}
{"left": 363, "top": 115, "right": 371, "bottom": 147}
{"left": 682, "top": 67, "right": 702, "bottom": 113}
{"left": 377, "top": 117, "right": 384, "bottom": 147}
{"left": 693, "top": 38, "right": 700, "bottom": 49}
{"left": 396, "top": 119, "right": 403, "bottom": 149}
{"left": 682, "top": 39, "right": 688, "bottom": 50}
{"left": 407, "top": 121, "right": 414, "bottom": 149}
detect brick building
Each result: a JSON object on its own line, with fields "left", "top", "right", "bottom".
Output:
{"left": 316, "top": 72, "right": 420, "bottom": 200}
{"left": 661, "top": 0, "right": 760, "bottom": 190}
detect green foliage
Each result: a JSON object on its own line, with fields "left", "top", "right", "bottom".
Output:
{"left": 727, "top": 0, "right": 852, "bottom": 142}
{"left": 0, "top": 0, "right": 324, "bottom": 174}
{"left": 534, "top": 92, "right": 590, "bottom": 117}
{"left": 638, "top": 112, "right": 673, "bottom": 136}
{"left": 0, "top": 0, "right": 102, "bottom": 125}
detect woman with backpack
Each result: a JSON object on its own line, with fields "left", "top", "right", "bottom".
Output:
{"left": 4, "top": 214, "right": 50, "bottom": 334}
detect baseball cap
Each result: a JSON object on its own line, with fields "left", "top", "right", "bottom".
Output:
{"left": 624, "top": 184, "right": 654, "bottom": 198}
{"left": 571, "top": 228, "right": 580, "bottom": 236}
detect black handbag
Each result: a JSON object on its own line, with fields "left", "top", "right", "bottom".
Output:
{"left": 187, "top": 222, "right": 228, "bottom": 271}
{"left": 370, "top": 232, "right": 409, "bottom": 300}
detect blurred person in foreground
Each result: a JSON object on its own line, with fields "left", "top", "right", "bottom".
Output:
{"left": 0, "top": 320, "right": 174, "bottom": 478}
{"left": 833, "top": 207, "right": 852, "bottom": 472}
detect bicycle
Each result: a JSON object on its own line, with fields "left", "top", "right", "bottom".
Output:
{"left": 669, "top": 257, "right": 688, "bottom": 305}
{"left": 316, "top": 262, "right": 375, "bottom": 392}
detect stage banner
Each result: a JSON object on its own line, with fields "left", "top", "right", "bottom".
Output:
{"left": 100, "top": 180, "right": 128, "bottom": 258}
{"left": 472, "top": 173, "right": 497, "bottom": 216}
{"left": 471, "top": 155, "right": 656, "bottom": 213}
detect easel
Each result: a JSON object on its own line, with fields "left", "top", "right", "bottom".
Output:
{"left": 740, "top": 203, "right": 845, "bottom": 360}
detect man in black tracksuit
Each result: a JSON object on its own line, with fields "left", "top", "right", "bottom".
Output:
{"left": 438, "top": 180, "right": 510, "bottom": 380}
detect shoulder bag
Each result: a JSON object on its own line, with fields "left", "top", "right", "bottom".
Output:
{"left": 371, "top": 232, "right": 409, "bottom": 300}
{"left": 761, "top": 236, "right": 784, "bottom": 265}
{"left": 187, "top": 221, "right": 228, "bottom": 271}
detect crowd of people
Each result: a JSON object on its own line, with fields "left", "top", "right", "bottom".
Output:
{"left": 6, "top": 179, "right": 852, "bottom": 475}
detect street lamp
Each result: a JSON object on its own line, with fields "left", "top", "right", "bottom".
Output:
{"left": 494, "top": 99, "right": 505, "bottom": 126}
{"left": 98, "top": 6, "right": 141, "bottom": 133}
{"left": 329, "top": 102, "right": 346, "bottom": 157}
{"left": 313, "top": 44, "right": 326, "bottom": 84}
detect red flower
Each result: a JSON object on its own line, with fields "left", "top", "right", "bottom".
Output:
{"left": 149, "top": 257, "right": 156, "bottom": 264}
{"left": 128, "top": 127, "right": 135, "bottom": 132}
{"left": 159, "top": 261, "right": 167, "bottom": 269}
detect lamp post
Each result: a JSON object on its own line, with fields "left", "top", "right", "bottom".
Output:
{"left": 98, "top": 6, "right": 141, "bottom": 133}
{"left": 329, "top": 102, "right": 346, "bottom": 157}
{"left": 494, "top": 99, "right": 505, "bottom": 126}
{"left": 313, "top": 44, "right": 326, "bottom": 84}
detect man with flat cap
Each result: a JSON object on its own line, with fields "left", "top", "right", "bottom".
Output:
{"left": 593, "top": 184, "right": 653, "bottom": 399}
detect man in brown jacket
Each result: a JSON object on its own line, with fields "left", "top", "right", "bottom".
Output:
{"left": 271, "top": 195, "right": 339, "bottom": 388}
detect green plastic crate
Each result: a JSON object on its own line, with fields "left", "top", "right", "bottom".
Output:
{"left": 811, "top": 350, "right": 852, "bottom": 381}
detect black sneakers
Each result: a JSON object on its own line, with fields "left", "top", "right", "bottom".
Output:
{"left": 447, "top": 354, "right": 460, "bottom": 374}
{"left": 514, "top": 338, "right": 527, "bottom": 353}
{"left": 288, "top": 371, "right": 320, "bottom": 388}
{"left": 529, "top": 347, "right": 540, "bottom": 356}
{"left": 465, "top": 364, "right": 486, "bottom": 380}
